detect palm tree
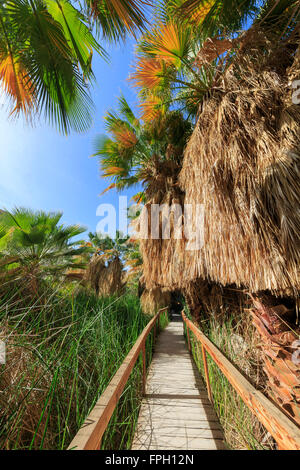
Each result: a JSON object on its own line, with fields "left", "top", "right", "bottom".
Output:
{"left": 123, "top": 238, "right": 143, "bottom": 281}
{"left": 0, "top": 0, "right": 149, "bottom": 133}
{"left": 0, "top": 208, "right": 88, "bottom": 293}
{"left": 93, "top": 94, "right": 192, "bottom": 199}
{"left": 130, "top": 0, "right": 300, "bottom": 119}
{"left": 87, "top": 229, "right": 129, "bottom": 262}
{"left": 84, "top": 230, "right": 129, "bottom": 295}
{"left": 130, "top": 0, "right": 238, "bottom": 119}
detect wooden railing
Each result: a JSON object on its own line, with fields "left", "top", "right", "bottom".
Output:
{"left": 68, "top": 307, "right": 168, "bottom": 450}
{"left": 182, "top": 311, "right": 300, "bottom": 450}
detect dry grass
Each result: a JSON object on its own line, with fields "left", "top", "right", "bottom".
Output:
{"left": 0, "top": 327, "right": 53, "bottom": 449}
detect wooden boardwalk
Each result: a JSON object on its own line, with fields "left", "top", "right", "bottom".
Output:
{"left": 132, "top": 321, "right": 226, "bottom": 450}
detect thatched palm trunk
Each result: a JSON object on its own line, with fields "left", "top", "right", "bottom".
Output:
{"left": 84, "top": 254, "right": 105, "bottom": 295}
{"left": 85, "top": 255, "right": 124, "bottom": 297}
{"left": 251, "top": 295, "right": 300, "bottom": 426}
{"left": 98, "top": 257, "right": 124, "bottom": 297}
{"left": 140, "top": 287, "right": 171, "bottom": 316}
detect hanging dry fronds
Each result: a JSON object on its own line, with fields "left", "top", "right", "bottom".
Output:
{"left": 139, "top": 34, "right": 300, "bottom": 297}
{"left": 140, "top": 287, "right": 171, "bottom": 316}
{"left": 251, "top": 296, "right": 300, "bottom": 426}
{"left": 193, "top": 37, "right": 233, "bottom": 67}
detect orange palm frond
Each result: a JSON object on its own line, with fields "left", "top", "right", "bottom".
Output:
{"left": 102, "top": 166, "right": 126, "bottom": 177}
{"left": 130, "top": 57, "right": 164, "bottom": 90}
{"left": 125, "top": 258, "right": 141, "bottom": 267}
{"left": 139, "top": 95, "right": 163, "bottom": 122}
{"left": 188, "top": 0, "right": 215, "bottom": 25}
{"left": 127, "top": 264, "right": 142, "bottom": 274}
{"left": 99, "top": 249, "right": 117, "bottom": 261}
{"left": 0, "top": 54, "right": 35, "bottom": 116}
{"left": 109, "top": 0, "right": 143, "bottom": 30}
{"left": 131, "top": 192, "right": 144, "bottom": 204}
{"left": 145, "top": 21, "right": 190, "bottom": 66}
{"left": 113, "top": 127, "right": 137, "bottom": 148}
{"left": 100, "top": 183, "right": 117, "bottom": 195}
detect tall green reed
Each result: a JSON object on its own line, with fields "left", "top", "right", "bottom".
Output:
{"left": 0, "top": 284, "right": 161, "bottom": 450}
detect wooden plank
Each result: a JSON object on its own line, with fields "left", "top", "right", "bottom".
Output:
{"left": 137, "top": 415, "right": 221, "bottom": 425}
{"left": 138, "top": 406, "right": 218, "bottom": 420}
{"left": 135, "top": 422, "right": 223, "bottom": 433}
{"left": 134, "top": 442, "right": 224, "bottom": 450}
{"left": 182, "top": 312, "right": 300, "bottom": 450}
{"left": 68, "top": 308, "right": 167, "bottom": 450}
{"left": 142, "top": 341, "right": 146, "bottom": 395}
{"left": 134, "top": 427, "right": 224, "bottom": 440}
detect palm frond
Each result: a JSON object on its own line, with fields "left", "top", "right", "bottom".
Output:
{"left": 0, "top": 0, "right": 100, "bottom": 133}
{"left": 86, "top": 0, "right": 149, "bottom": 40}
{"left": 140, "top": 21, "right": 192, "bottom": 68}
{"left": 130, "top": 57, "right": 165, "bottom": 90}
{"left": 178, "top": 0, "right": 260, "bottom": 35}
{"left": 139, "top": 95, "right": 164, "bottom": 121}
{"left": 45, "top": 0, "right": 108, "bottom": 76}
{"left": 0, "top": 52, "right": 36, "bottom": 116}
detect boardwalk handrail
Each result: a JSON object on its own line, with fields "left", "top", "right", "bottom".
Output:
{"left": 182, "top": 311, "right": 300, "bottom": 450}
{"left": 68, "top": 307, "right": 168, "bottom": 450}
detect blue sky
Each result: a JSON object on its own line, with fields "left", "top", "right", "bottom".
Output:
{"left": 0, "top": 38, "right": 141, "bottom": 237}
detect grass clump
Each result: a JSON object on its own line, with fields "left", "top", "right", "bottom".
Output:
{"left": 0, "top": 284, "right": 155, "bottom": 450}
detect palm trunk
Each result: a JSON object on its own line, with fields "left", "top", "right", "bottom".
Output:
{"left": 250, "top": 294, "right": 300, "bottom": 426}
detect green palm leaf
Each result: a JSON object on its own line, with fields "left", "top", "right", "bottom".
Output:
{"left": 0, "top": 207, "right": 88, "bottom": 289}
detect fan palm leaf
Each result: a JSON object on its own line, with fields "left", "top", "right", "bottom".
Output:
{"left": 0, "top": 208, "right": 88, "bottom": 290}
{"left": 45, "top": 0, "right": 107, "bottom": 77}
{"left": 0, "top": 52, "right": 36, "bottom": 116}
{"left": 178, "top": 0, "right": 259, "bottom": 34}
{"left": 86, "top": 0, "right": 149, "bottom": 40}
{"left": 0, "top": 0, "right": 150, "bottom": 132}
{"left": 139, "top": 94, "right": 164, "bottom": 121}
{"left": 140, "top": 21, "right": 192, "bottom": 68}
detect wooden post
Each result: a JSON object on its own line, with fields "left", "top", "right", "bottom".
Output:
{"left": 201, "top": 344, "right": 213, "bottom": 403}
{"left": 142, "top": 341, "right": 146, "bottom": 395}
{"left": 187, "top": 327, "right": 191, "bottom": 352}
